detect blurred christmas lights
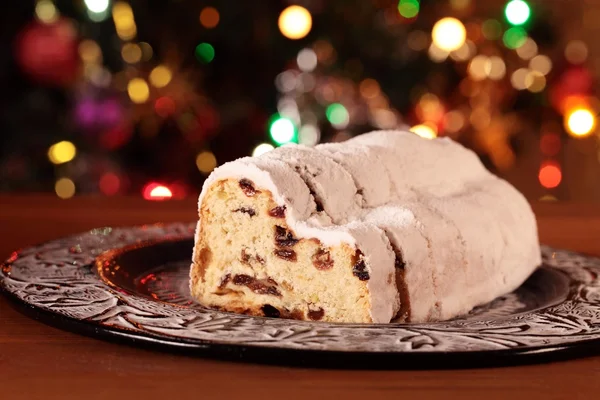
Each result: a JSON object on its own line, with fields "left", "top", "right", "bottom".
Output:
{"left": 35, "top": 0, "right": 58, "bottom": 24}
{"left": 565, "top": 108, "right": 596, "bottom": 137}
{"left": 504, "top": 0, "right": 531, "bottom": 26}
{"left": 85, "top": 0, "right": 110, "bottom": 21}
{"left": 195, "top": 43, "right": 215, "bottom": 63}
{"left": 564, "top": 40, "right": 588, "bottom": 65}
{"left": 539, "top": 162, "right": 561, "bottom": 189}
{"left": 252, "top": 143, "right": 274, "bottom": 157}
{"left": 269, "top": 116, "right": 296, "bottom": 145}
{"left": 516, "top": 38, "right": 538, "bottom": 60}
{"left": 196, "top": 151, "right": 217, "bottom": 174}
{"left": 121, "top": 43, "right": 142, "bottom": 64}
{"left": 432, "top": 18, "right": 466, "bottom": 52}
{"left": 149, "top": 65, "right": 172, "bottom": 88}
{"left": 127, "top": 78, "right": 150, "bottom": 103}
{"left": 200, "top": 7, "right": 220, "bottom": 29}
{"left": 397, "top": 0, "right": 420, "bottom": 19}
{"left": 112, "top": 2, "right": 137, "bottom": 40}
{"left": 299, "top": 125, "right": 321, "bottom": 146}
{"left": 55, "top": 177, "right": 76, "bottom": 199}
{"left": 410, "top": 124, "right": 437, "bottom": 139}
{"left": 529, "top": 55, "right": 552, "bottom": 75}
{"left": 99, "top": 172, "right": 121, "bottom": 196}
{"left": 278, "top": 6, "right": 312, "bottom": 40}
{"left": 326, "top": 103, "right": 350, "bottom": 129}
{"left": 297, "top": 48, "right": 318, "bottom": 72}
{"left": 48, "top": 141, "right": 76, "bottom": 164}
{"left": 503, "top": 27, "right": 527, "bottom": 49}
{"left": 143, "top": 183, "right": 173, "bottom": 200}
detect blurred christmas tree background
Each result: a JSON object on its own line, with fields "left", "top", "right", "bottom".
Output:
{"left": 1, "top": 0, "right": 599, "bottom": 201}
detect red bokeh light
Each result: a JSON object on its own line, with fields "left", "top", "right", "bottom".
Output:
{"left": 539, "top": 162, "right": 562, "bottom": 189}
{"left": 154, "top": 96, "right": 176, "bottom": 117}
{"left": 142, "top": 182, "right": 173, "bottom": 200}
{"left": 99, "top": 172, "right": 121, "bottom": 196}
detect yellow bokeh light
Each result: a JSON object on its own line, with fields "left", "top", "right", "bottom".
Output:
{"left": 432, "top": 17, "right": 466, "bottom": 52}
{"left": 121, "top": 43, "right": 142, "bottom": 64}
{"left": 565, "top": 108, "right": 596, "bottom": 137}
{"left": 78, "top": 40, "right": 102, "bottom": 64}
{"left": 149, "top": 65, "right": 172, "bottom": 88}
{"left": 450, "top": 40, "right": 474, "bottom": 62}
{"left": 278, "top": 5, "right": 312, "bottom": 40}
{"left": 196, "top": 151, "right": 217, "bottom": 174}
{"left": 48, "top": 141, "right": 77, "bottom": 164}
{"left": 525, "top": 71, "right": 546, "bottom": 93}
{"left": 529, "top": 55, "right": 552, "bottom": 75}
{"left": 127, "top": 78, "right": 150, "bottom": 104}
{"left": 55, "top": 178, "right": 76, "bottom": 199}
{"left": 35, "top": 0, "right": 59, "bottom": 24}
{"left": 410, "top": 124, "right": 437, "bottom": 139}
{"left": 112, "top": 1, "right": 137, "bottom": 40}
{"left": 428, "top": 43, "right": 448, "bottom": 63}
{"left": 468, "top": 55, "right": 488, "bottom": 81}
{"left": 200, "top": 7, "right": 220, "bottom": 29}
{"left": 487, "top": 56, "right": 506, "bottom": 80}
{"left": 511, "top": 68, "right": 529, "bottom": 90}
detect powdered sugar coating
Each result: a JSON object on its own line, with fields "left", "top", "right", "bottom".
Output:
{"left": 195, "top": 130, "right": 541, "bottom": 323}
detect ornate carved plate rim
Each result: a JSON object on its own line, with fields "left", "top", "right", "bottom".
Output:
{"left": 2, "top": 223, "right": 600, "bottom": 356}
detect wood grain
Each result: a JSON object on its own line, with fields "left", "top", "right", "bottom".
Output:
{"left": 1, "top": 195, "right": 599, "bottom": 400}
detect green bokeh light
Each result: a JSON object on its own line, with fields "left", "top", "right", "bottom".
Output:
{"left": 503, "top": 27, "right": 527, "bottom": 49}
{"left": 398, "top": 0, "right": 419, "bottom": 19}
{"left": 195, "top": 43, "right": 215, "bottom": 63}
{"left": 504, "top": 0, "right": 531, "bottom": 26}
{"left": 269, "top": 115, "right": 296, "bottom": 145}
{"left": 326, "top": 103, "right": 349, "bottom": 127}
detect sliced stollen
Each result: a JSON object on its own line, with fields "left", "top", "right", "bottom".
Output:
{"left": 190, "top": 130, "right": 541, "bottom": 323}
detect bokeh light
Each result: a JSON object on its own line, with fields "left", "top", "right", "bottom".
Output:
{"left": 529, "top": 54, "right": 552, "bottom": 75}
{"left": 55, "top": 178, "right": 76, "bottom": 199}
{"left": 139, "top": 42, "right": 153, "bottom": 61}
{"left": 326, "top": 103, "right": 350, "bottom": 129}
{"left": 432, "top": 18, "right": 466, "bottom": 52}
{"left": 121, "top": 43, "right": 142, "bottom": 64}
{"left": 410, "top": 123, "right": 437, "bottom": 139}
{"left": 565, "top": 108, "right": 596, "bottom": 137}
{"left": 468, "top": 55, "right": 489, "bottom": 81}
{"left": 195, "top": 43, "right": 215, "bottom": 63}
{"left": 154, "top": 96, "right": 176, "bottom": 117}
{"left": 99, "top": 172, "right": 121, "bottom": 196}
{"left": 252, "top": 143, "right": 275, "bottom": 157}
{"left": 539, "top": 162, "right": 562, "bottom": 189}
{"left": 482, "top": 19, "right": 502, "bottom": 40}
{"left": 278, "top": 5, "right": 312, "bottom": 40}
{"left": 504, "top": 0, "right": 531, "bottom": 26}
{"left": 127, "top": 78, "right": 150, "bottom": 104}
{"left": 79, "top": 40, "right": 102, "bottom": 64}
{"left": 503, "top": 27, "right": 527, "bottom": 49}
{"left": 397, "top": 0, "right": 419, "bottom": 19}
{"left": 564, "top": 40, "right": 588, "bottom": 64}
{"left": 540, "top": 133, "right": 561, "bottom": 156}
{"left": 299, "top": 125, "right": 321, "bottom": 146}
{"left": 149, "top": 65, "right": 172, "bottom": 88}
{"left": 84, "top": 0, "right": 109, "bottom": 13}
{"left": 359, "top": 78, "right": 381, "bottom": 99}
{"left": 525, "top": 71, "right": 546, "bottom": 92}
{"left": 516, "top": 38, "right": 538, "bottom": 60}
{"left": 428, "top": 43, "right": 448, "bottom": 63}
{"left": 487, "top": 56, "right": 506, "bottom": 80}
{"left": 48, "top": 141, "right": 77, "bottom": 164}
{"left": 511, "top": 68, "right": 529, "bottom": 90}
{"left": 35, "top": 0, "right": 59, "bottom": 24}
{"left": 269, "top": 116, "right": 296, "bottom": 145}
{"left": 143, "top": 183, "right": 173, "bottom": 200}
{"left": 450, "top": 0, "right": 471, "bottom": 9}
{"left": 199, "top": 7, "right": 220, "bottom": 29}
{"left": 112, "top": 2, "right": 137, "bottom": 40}
{"left": 196, "top": 151, "right": 217, "bottom": 174}
{"left": 297, "top": 48, "right": 318, "bottom": 72}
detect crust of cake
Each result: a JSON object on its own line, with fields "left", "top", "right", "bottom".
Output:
{"left": 190, "top": 178, "right": 376, "bottom": 323}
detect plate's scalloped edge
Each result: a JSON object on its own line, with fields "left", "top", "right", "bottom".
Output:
{"left": 2, "top": 223, "right": 600, "bottom": 363}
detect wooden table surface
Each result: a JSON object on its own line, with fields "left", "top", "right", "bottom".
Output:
{"left": 1, "top": 195, "right": 600, "bottom": 400}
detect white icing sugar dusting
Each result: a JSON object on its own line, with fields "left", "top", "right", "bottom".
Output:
{"left": 196, "top": 130, "right": 541, "bottom": 323}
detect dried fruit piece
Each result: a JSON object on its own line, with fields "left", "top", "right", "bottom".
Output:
{"left": 274, "top": 226, "right": 299, "bottom": 247}
{"left": 352, "top": 252, "right": 370, "bottom": 281}
{"left": 232, "top": 274, "right": 254, "bottom": 285}
{"left": 274, "top": 248, "right": 297, "bottom": 262}
{"left": 233, "top": 207, "right": 256, "bottom": 217}
{"left": 232, "top": 274, "right": 282, "bottom": 296}
{"left": 268, "top": 206, "right": 286, "bottom": 218}
{"left": 239, "top": 179, "right": 258, "bottom": 197}
{"left": 307, "top": 307, "right": 325, "bottom": 321}
{"left": 218, "top": 273, "right": 231, "bottom": 289}
{"left": 312, "top": 248, "right": 334, "bottom": 270}
{"left": 261, "top": 304, "right": 280, "bottom": 318}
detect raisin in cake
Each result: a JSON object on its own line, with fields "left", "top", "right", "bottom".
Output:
{"left": 190, "top": 130, "right": 541, "bottom": 323}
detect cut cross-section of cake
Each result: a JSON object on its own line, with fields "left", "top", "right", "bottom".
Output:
{"left": 190, "top": 130, "right": 541, "bottom": 323}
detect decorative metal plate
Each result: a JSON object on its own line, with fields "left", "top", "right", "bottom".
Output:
{"left": 2, "top": 223, "right": 600, "bottom": 368}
